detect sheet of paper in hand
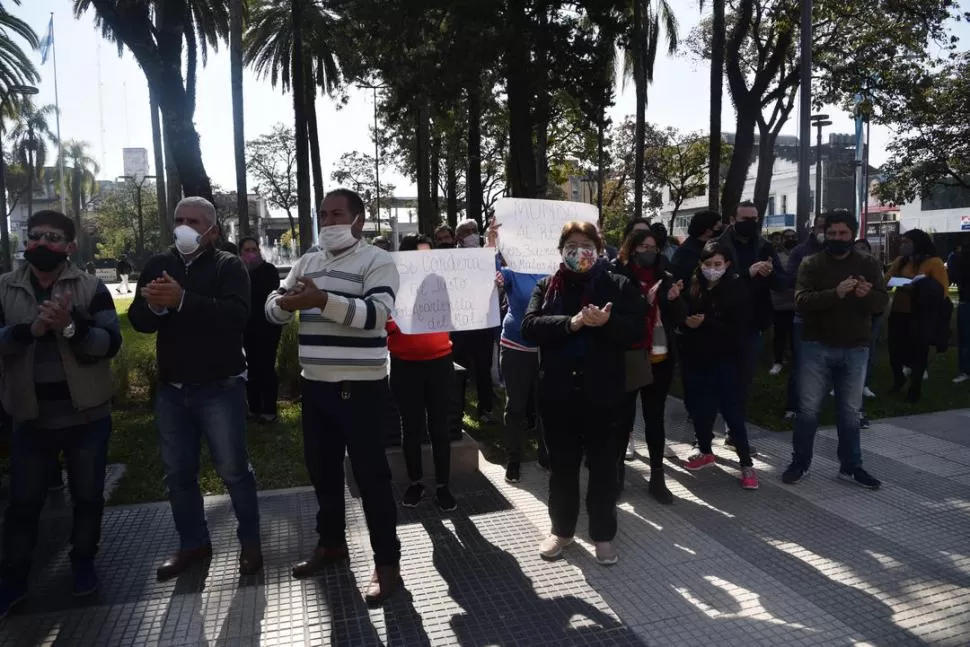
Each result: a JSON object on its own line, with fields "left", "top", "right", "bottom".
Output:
{"left": 391, "top": 248, "right": 501, "bottom": 334}
{"left": 492, "top": 198, "right": 599, "bottom": 274}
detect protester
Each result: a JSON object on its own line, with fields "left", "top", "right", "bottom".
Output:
{"left": 783, "top": 211, "right": 888, "bottom": 488}
{"left": 671, "top": 210, "right": 723, "bottom": 288}
{"left": 852, "top": 239, "right": 882, "bottom": 403}
{"left": 387, "top": 234, "right": 457, "bottom": 512}
{"left": 0, "top": 210, "right": 122, "bottom": 616}
{"left": 953, "top": 241, "right": 969, "bottom": 384}
{"left": 677, "top": 241, "right": 759, "bottom": 490}
{"left": 129, "top": 197, "right": 262, "bottom": 581}
{"left": 613, "top": 228, "right": 686, "bottom": 504}
{"left": 433, "top": 224, "right": 456, "bottom": 249}
{"left": 486, "top": 221, "right": 548, "bottom": 484}
{"left": 451, "top": 219, "right": 497, "bottom": 423}
{"left": 885, "top": 229, "right": 949, "bottom": 401}
{"left": 223, "top": 242, "right": 239, "bottom": 256}
{"left": 266, "top": 188, "right": 401, "bottom": 605}
{"left": 372, "top": 236, "right": 390, "bottom": 251}
{"left": 650, "top": 222, "right": 679, "bottom": 261}
{"left": 769, "top": 231, "right": 783, "bottom": 252}
{"left": 115, "top": 254, "right": 133, "bottom": 295}
{"left": 239, "top": 236, "right": 283, "bottom": 424}
{"left": 769, "top": 229, "right": 798, "bottom": 376}
{"left": 521, "top": 221, "right": 644, "bottom": 565}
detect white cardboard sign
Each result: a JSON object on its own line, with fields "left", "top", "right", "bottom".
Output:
{"left": 493, "top": 197, "right": 599, "bottom": 274}
{"left": 390, "top": 248, "right": 500, "bottom": 334}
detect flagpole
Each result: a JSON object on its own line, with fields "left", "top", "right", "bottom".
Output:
{"left": 49, "top": 12, "right": 66, "bottom": 215}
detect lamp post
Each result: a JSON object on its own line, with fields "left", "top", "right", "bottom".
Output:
{"left": 118, "top": 174, "right": 156, "bottom": 259}
{"left": 0, "top": 84, "right": 39, "bottom": 273}
{"left": 357, "top": 82, "right": 388, "bottom": 234}
{"left": 796, "top": 0, "right": 813, "bottom": 240}
{"left": 810, "top": 114, "right": 832, "bottom": 218}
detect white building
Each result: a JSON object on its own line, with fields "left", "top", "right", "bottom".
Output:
{"left": 897, "top": 184, "right": 970, "bottom": 236}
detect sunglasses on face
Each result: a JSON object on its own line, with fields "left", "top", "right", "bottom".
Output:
{"left": 27, "top": 231, "right": 66, "bottom": 244}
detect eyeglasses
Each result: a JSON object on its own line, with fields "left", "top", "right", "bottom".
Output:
{"left": 27, "top": 231, "right": 66, "bottom": 244}
{"left": 564, "top": 243, "right": 596, "bottom": 253}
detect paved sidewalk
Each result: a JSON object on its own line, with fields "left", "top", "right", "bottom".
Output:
{"left": 2, "top": 404, "right": 969, "bottom": 646}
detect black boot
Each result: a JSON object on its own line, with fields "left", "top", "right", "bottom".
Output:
{"left": 648, "top": 470, "right": 674, "bottom": 505}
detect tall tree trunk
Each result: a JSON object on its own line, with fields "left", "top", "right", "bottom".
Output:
{"left": 533, "top": 5, "right": 550, "bottom": 199}
{"left": 633, "top": 0, "right": 646, "bottom": 217}
{"left": 721, "top": 108, "right": 758, "bottom": 220}
{"left": 415, "top": 100, "right": 434, "bottom": 235}
{"left": 72, "top": 167, "right": 85, "bottom": 263}
{"left": 708, "top": 0, "right": 725, "bottom": 211}
{"left": 164, "top": 128, "right": 182, "bottom": 221}
{"left": 230, "top": 0, "right": 249, "bottom": 236}
{"left": 446, "top": 142, "right": 459, "bottom": 227}
{"left": 597, "top": 117, "right": 605, "bottom": 223}
{"left": 505, "top": 0, "right": 536, "bottom": 199}
{"left": 466, "top": 82, "right": 484, "bottom": 225}
{"left": 430, "top": 128, "right": 441, "bottom": 223}
{"left": 149, "top": 89, "right": 170, "bottom": 246}
{"left": 291, "top": 0, "right": 312, "bottom": 253}
{"left": 305, "top": 75, "right": 325, "bottom": 212}
{"left": 26, "top": 149, "right": 33, "bottom": 219}
{"left": 0, "top": 139, "right": 10, "bottom": 273}
{"left": 752, "top": 122, "right": 777, "bottom": 220}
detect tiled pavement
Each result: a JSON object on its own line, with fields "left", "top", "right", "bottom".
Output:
{"left": 2, "top": 404, "right": 970, "bottom": 646}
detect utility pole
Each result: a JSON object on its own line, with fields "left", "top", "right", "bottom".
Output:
{"left": 796, "top": 0, "right": 813, "bottom": 240}
{"left": 811, "top": 114, "right": 832, "bottom": 218}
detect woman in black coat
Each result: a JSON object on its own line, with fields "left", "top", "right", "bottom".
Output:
{"left": 521, "top": 220, "right": 645, "bottom": 567}
{"left": 240, "top": 236, "right": 283, "bottom": 423}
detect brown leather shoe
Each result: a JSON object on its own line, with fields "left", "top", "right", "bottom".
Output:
{"left": 239, "top": 545, "right": 263, "bottom": 576}
{"left": 291, "top": 544, "right": 349, "bottom": 579}
{"left": 364, "top": 564, "right": 401, "bottom": 606}
{"left": 156, "top": 543, "right": 213, "bottom": 581}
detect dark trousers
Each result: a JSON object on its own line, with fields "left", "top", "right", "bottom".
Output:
{"left": 773, "top": 310, "right": 795, "bottom": 364}
{"left": 244, "top": 327, "right": 282, "bottom": 417}
{"left": 1, "top": 416, "right": 111, "bottom": 583}
{"left": 499, "top": 347, "right": 546, "bottom": 463}
{"left": 621, "top": 357, "right": 674, "bottom": 471}
{"left": 301, "top": 378, "right": 400, "bottom": 566}
{"left": 390, "top": 355, "right": 454, "bottom": 485}
{"left": 541, "top": 394, "right": 622, "bottom": 542}
{"left": 887, "top": 312, "right": 929, "bottom": 399}
{"left": 452, "top": 329, "right": 495, "bottom": 413}
{"left": 682, "top": 357, "right": 753, "bottom": 467}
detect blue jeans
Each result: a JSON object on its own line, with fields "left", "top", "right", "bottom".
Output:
{"left": 1, "top": 416, "right": 111, "bottom": 583}
{"left": 959, "top": 303, "right": 970, "bottom": 376}
{"left": 682, "top": 357, "right": 753, "bottom": 467}
{"left": 156, "top": 377, "right": 260, "bottom": 549}
{"left": 792, "top": 341, "right": 868, "bottom": 472}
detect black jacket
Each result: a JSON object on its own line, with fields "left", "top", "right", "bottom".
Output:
{"left": 129, "top": 247, "right": 250, "bottom": 384}
{"left": 246, "top": 261, "right": 282, "bottom": 337}
{"left": 676, "top": 272, "right": 749, "bottom": 361}
{"left": 521, "top": 267, "right": 645, "bottom": 405}
{"left": 716, "top": 226, "right": 786, "bottom": 331}
{"left": 911, "top": 275, "right": 954, "bottom": 352}
{"left": 612, "top": 256, "right": 688, "bottom": 363}
{"left": 669, "top": 236, "right": 705, "bottom": 287}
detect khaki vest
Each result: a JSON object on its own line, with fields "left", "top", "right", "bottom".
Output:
{"left": 0, "top": 264, "right": 115, "bottom": 422}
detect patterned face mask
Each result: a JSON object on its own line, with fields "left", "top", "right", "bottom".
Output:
{"left": 562, "top": 245, "right": 597, "bottom": 273}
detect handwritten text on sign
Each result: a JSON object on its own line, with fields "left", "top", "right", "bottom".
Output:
{"left": 391, "top": 248, "right": 500, "bottom": 334}
{"left": 493, "top": 198, "right": 598, "bottom": 274}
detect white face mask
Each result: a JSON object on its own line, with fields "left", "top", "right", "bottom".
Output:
{"left": 174, "top": 224, "right": 209, "bottom": 256}
{"left": 702, "top": 267, "right": 726, "bottom": 283}
{"left": 321, "top": 216, "right": 360, "bottom": 251}
{"left": 461, "top": 233, "right": 480, "bottom": 248}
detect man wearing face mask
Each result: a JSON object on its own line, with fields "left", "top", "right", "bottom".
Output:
{"left": 769, "top": 229, "right": 799, "bottom": 376}
{"left": 671, "top": 210, "right": 723, "bottom": 288}
{"left": 129, "top": 197, "right": 262, "bottom": 581}
{"left": 434, "top": 224, "right": 456, "bottom": 249}
{"left": 0, "top": 210, "right": 122, "bottom": 616}
{"left": 266, "top": 188, "right": 402, "bottom": 606}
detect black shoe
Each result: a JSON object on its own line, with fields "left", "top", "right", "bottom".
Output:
{"left": 838, "top": 467, "right": 881, "bottom": 490}
{"left": 648, "top": 472, "right": 674, "bottom": 505}
{"left": 505, "top": 462, "right": 521, "bottom": 483}
{"left": 401, "top": 483, "right": 425, "bottom": 508}
{"left": 782, "top": 462, "right": 809, "bottom": 485}
{"left": 435, "top": 486, "right": 457, "bottom": 512}
{"left": 859, "top": 415, "right": 871, "bottom": 430}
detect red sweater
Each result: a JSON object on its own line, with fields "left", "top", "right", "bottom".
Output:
{"left": 386, "top": 319, "right": 453, "bottom": 361}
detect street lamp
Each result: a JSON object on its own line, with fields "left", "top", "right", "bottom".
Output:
{"left": 357, "top": 82, "right": 388, "bottom": 234}
{"left": 0, "top": 84, "right": 39, "bottom": 273}
{"left": 810, "top": 114, "right": 832, "bottom": 218}
{"left": 117, "top": 174, "right": 157, "bottom": 259}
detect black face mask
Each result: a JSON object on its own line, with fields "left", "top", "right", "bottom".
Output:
{"left": 734, "top": 220, "right": 759, "bottom": 239}
{"left": 784, "top": 239, "right": 797, "bottom": 250}
{"left": 635, "top": 251, "right": 657, "bottom": 267}
{"left": 435, "top": 242, "right": 455, "bottom": 249}
{"left": 24, "top": 245, "right": 68, "bottom": 272}
{"left": 824, "top": 239, "right": 854, "bottom": 256}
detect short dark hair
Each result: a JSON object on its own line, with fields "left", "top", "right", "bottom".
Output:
{"left": 687, "top": 210, "right": 723, "bottom": 238}
{"left": 738, "top": 200, "right": 757, "bottom": 209}
{"left": 822, "top": 210, "right": 859, "bottom": 236}
{"left": 769, "top": 231, "right": 782, "bottom": 239}
{"left": 649, "top": 222, "right": 669, "bottom": 249}
{"left": 700, "top": 239, "right": 732, "bottom": 263}
{"left": 622, "top": 218, "right": 650, "bottom": 240}
{"left": 782, "top": 229, "right": 797, "bottom": 237}
{"left": 434, "top": 224, "right": 455, "bottom": 239}
{"left": 28, "top": 210, "right": 76, "bottom": 242}
{"left": 558, "top": 220, "right": 602, "bottom": 253}
{"left": 222, "top": 242, "right": 239, "bottom": 255}
{"left": 324, "top": 188, "right": 365, "bottom": 216}
{"left": 399, "top": 232, "right": 421, "bottom": 251}
{"left": 239, "top": 236, "right": 260, "bottom": 249}
{"left": 854, "top": 238, "right": 872, "bottom": 252}
{"left": 414, "top": 235, "right": 433, "bottom": 249}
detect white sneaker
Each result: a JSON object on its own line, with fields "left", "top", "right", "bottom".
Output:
{"left": 903, "top": 366, "right": 912, "bottom": 377}
{"left": 784, "top": 410, "right": 796, "bottom": 421}
{"left": 863, "top": 387, "right": 876, "bottom": 398}
{"left": 923, "top": 370, "right": 929, "bottom": 380}
{"left": 538, "top": 535, "right": 573, "bottom": 561}
{"left": 594, "top": 541, "right": 618, "bottom": 565}
{"left": 663, "top": 442, "right": 678, "bottom": 459}
{"left": 954, "top": 374, "right": 969, "bottom": 384}
{"left": 829, "top": 389, "right": 835, "bottom": 397}
{"left": 769, "top": 363, "right": 783, "bottom": 376}
{"left": 625, "top": 437, "right": 635, "bottom": 461}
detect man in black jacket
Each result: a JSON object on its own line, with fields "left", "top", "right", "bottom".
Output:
{"left": 670, "top": 210, "right": 723, "bottom": 287}
{"left": 129, "top": 196, "right": 262, "bottom": 581}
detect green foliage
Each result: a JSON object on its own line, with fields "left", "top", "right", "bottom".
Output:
{"left": 276, "top": 320, "right": 300, "bottom": 397}
{"left": 330, "top": 151, "right": 395, "bottom": 206}
{"left": 92, "top": 185, "right": 160, "bottom": 262}
{"left": 279, "top": 227, "right": 299, "bottom": 249}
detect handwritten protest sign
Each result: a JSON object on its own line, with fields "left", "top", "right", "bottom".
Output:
{"left": 492, "top": 198, "right": 599, "bottom": 274}
{"left": 390, "top": 248, "right": 500, "bottom": 334}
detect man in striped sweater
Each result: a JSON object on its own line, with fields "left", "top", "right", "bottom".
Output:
{"left": 266, "top": 188, "right": 401, "bottom": 606}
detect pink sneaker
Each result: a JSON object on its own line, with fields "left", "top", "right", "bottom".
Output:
{"left": 684, "top": 452, "right": 716, "bottom": 471}
{"left": 740, "top": 467, "right": 759, "bottom": 490}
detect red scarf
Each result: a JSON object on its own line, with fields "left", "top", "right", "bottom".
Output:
{"left": 631, "top": 264, "right": 661, "bottom": 351}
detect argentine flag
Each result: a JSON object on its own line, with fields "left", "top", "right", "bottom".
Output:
{"left": 39, "top": 16, "right": 53, "bottom": 65}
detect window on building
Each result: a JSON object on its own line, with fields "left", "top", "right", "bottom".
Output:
{"left": 781, "top": 194, "right": 788, "bottom": 213}
{"left": 920, "top": 182, "right": 970, "bottom": 211}
{"left": 767, "top": 196, "right": 776, "bottom": 217}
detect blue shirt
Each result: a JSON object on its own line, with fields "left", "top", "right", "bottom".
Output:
{"left": 496, "top": 256, "right": 545, "bottom": 352}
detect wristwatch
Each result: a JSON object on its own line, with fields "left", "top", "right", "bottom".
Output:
{"left": 62, "top": 322, "right": 76, "bottom": 339}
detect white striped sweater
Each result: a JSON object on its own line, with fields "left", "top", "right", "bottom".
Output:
{"left": 265, "top": 241, "right": 399, "bottom": 382}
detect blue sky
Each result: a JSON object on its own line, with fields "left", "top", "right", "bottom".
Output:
{"left": 14, "top": 1, "right": 969, "bottom": 197}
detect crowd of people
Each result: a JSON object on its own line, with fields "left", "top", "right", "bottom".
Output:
{"left": 0, "top": 188, "right": 966, "bottom": 618}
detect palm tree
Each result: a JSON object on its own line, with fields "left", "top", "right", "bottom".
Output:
{"left": 58, "top": 140, "right": 99, "bottom": 262}
{"left": 8, "top": 100, "right": 58, "bottom": 218}
{"left": 700, "top": 0, "right": 725, "bottom": 211}
{"left": 230, "top": 0, "right": 249, "bottom": 235}
{"left": 245, "top": 0, "right": 342, "bottom": 219}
